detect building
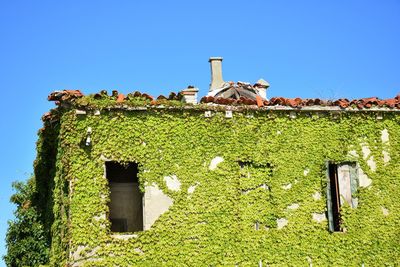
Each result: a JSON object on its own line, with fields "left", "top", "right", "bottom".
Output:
{"left": 35, "top": 58, "right": 400, "bottom": 266}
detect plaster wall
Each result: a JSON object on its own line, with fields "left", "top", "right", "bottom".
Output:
{"left": 143, "top": 184, "right": 173, "bottom": 230}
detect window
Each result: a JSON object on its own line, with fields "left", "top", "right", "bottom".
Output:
{"left": 105, "top": 161, "right": 143, "bottom": 232}
{"left": 238, "top": 161, "right": 274, "bottom": 230}
{"left": 238, "top": 161, "right": 272, "bottom": 192}
{"left": 326, "top": 162, "right": 358, "bottom": 232}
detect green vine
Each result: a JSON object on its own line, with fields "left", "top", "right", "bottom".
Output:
{"left": 20, "top": 103, "right": 400, "bottom": 266}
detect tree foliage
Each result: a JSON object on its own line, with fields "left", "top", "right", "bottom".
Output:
{"left": 4, "top": 178, "right": 49, "bottom": 267}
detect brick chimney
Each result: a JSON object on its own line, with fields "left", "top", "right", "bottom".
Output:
{"left": 209, "top": 57, "right": 224, "bottom": 92}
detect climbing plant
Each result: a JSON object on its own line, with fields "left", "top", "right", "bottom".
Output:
{"left": 10, "top": 96, "right": 400, "bottom": 266}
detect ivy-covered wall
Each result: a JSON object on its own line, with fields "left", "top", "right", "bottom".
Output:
{"left": 42, "top": 107, "right": 400, "bottom": 266}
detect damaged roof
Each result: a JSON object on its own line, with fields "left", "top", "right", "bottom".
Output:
{"left": 202, "top": 94, "right": 400, "bottom": 109}
{"left": 47, "top": 88, "right": 400, "bottom": 110}
{"left": 210, "top": 81, "right": 265, "bottom": 100}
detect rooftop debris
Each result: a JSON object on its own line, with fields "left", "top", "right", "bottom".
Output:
{"left": 48, "top": 90, "right": 83, "bottom": 102}
{"left": 47, "top": 88, "right": 400, "bottom": 110}
{"left": 209, "top": 81, "right": 260, "bottom": 100}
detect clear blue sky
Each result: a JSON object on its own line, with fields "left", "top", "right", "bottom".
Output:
{"left": 0, "top": 0, "right": 399, "bottom": 265}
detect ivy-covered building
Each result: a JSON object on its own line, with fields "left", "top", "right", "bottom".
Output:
{"left": 33, "top": 58, "right": 399, "bottom": 266}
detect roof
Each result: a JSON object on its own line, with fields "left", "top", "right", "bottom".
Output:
{"left": 202, "top": 95, "right": 400, "bottom": 109}
{"left": 47, "top": 88, "right": 400, "bottom": 110}
{"left": 209, "top": 81, "right": 263, "bottom": 99}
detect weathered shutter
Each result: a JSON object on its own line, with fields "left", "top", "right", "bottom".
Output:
{"left": 326, "top": 161, "right": 335, "bottom": 232}
{"left": 337, "top": 163, "right": 352, "bottom": 206}
{"left": 350, "top": 163, "right": 359, "bottom": 208}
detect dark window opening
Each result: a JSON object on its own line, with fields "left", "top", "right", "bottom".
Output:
{"left": 106, "top": 161, "right": 143, "bottom": 232}
{"left": 237, "top": 161, "right": 273, "bottom": 193}
{"left": 238, "top": 161, "right": 272, "bottom": 178}
{"left": 238, "top": 161, "right": 252, "bottom": 179}
{"left": 328, "top": 163, "right": 341, "bottom": 231}
{"left": 238, "top": 161, "right": 251, "bottom": 169}
{"left": 238, "top": 161, "right": 272, "bottom": 169}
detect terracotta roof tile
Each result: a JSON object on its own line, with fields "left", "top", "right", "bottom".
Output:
{"left": 116, "top": 94, "right": 125, "bottom": 103}
{"left": 48, "top": 90, "right": 83, "bottom": 101}
{"left": 47, "top": 89, "right": 400, "bottom": 110}
{"left": 157, "top": 95, "right": 167, "bottom": 100}
{"left": 256, "top": 95, "right": 264, "bottom": 107}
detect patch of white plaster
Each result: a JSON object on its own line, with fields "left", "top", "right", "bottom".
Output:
{"left": 187, "top": 183, "right": 198, "bottom": 194}
{"left": 383, "top": 151, "right": 391, "bottom": 164}
{"left": 75, "top": 109, "right": 86, "bottom": 115}
{"left": 287, "top": 203, "right": 300, "bottom": 210}
{"left": 358, "top": 167, "right": 372, "bottom": 188}
{"left": 282, "top": 183, "right": 292, "bottom": 190}
{"left": 276, "top": 218, "right": 289, "bottom": 229}
{"left": 306, "top": 256, "right": 313, "bottom": 267}
{"left": 99, "top": 154, "right": 111, "bottom": 161}
{"left": 348, "top": 150, "right": 359, "bottom": 158}
{"left": 93, "top": 213, "right": 106, "bottom": 221}
{"left": 312, "top": 192, "right": 321, "bottom": 200}
{"left": 260, "top": 184, "right": 269, "bottom": 190}
{"left": 144, "top": 184, "right": 173, "bottom": 230}
{"left": 209, "top": 156, "right": 224, "bottom": 170}
{"left": 312, "top": 213, "right": 326, "bottom": 223}
{"left": 303, "top": 168, "right": 310, "bottom": 176}
{"left": 352, "top": 197, "right": 359, "bottom": 208}
{"left": 361, "top": 144, "right": 371, "bottom": 160}
{"left": 134, "top": 248, "right": 144, "bottom": 255}
{"left": 164, "top": 175, "right": 181, "bottom": 191}
{"left": 381, "top": 207, "right": 389, "bottom": 216}
{"left": 367, "top": 157, "right": 376, "bottom": 172}
{"left": 277, "top": 218, "right": 288, "bottom": 229}
{"left": 71, "top": 245, "right": 86, "bottom": 262}
{"left": 71, "top": 246, "right": 99, "bottom": 263}
{"left": 381, "top": 129, "right": 389, "bottom": 143}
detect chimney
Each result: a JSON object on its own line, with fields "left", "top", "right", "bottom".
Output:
{"left": 209, "top": 57, "right": 224, "bottom": 91}
{"left": 254, "top": 78, "right": 270, "bottom": 100}
{"left": 181, "top": 86, "right": 199, "bottom": 104}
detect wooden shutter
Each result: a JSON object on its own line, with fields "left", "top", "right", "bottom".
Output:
{"left": 349, "top": 163, "right": 358, "bottom": 208}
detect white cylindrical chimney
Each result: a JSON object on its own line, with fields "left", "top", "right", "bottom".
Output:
{"left": 209, "top": 57, "right": 224, "bottom": 92}
{"left": 254, "top": 79, "right": 270, "bottom": 100}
